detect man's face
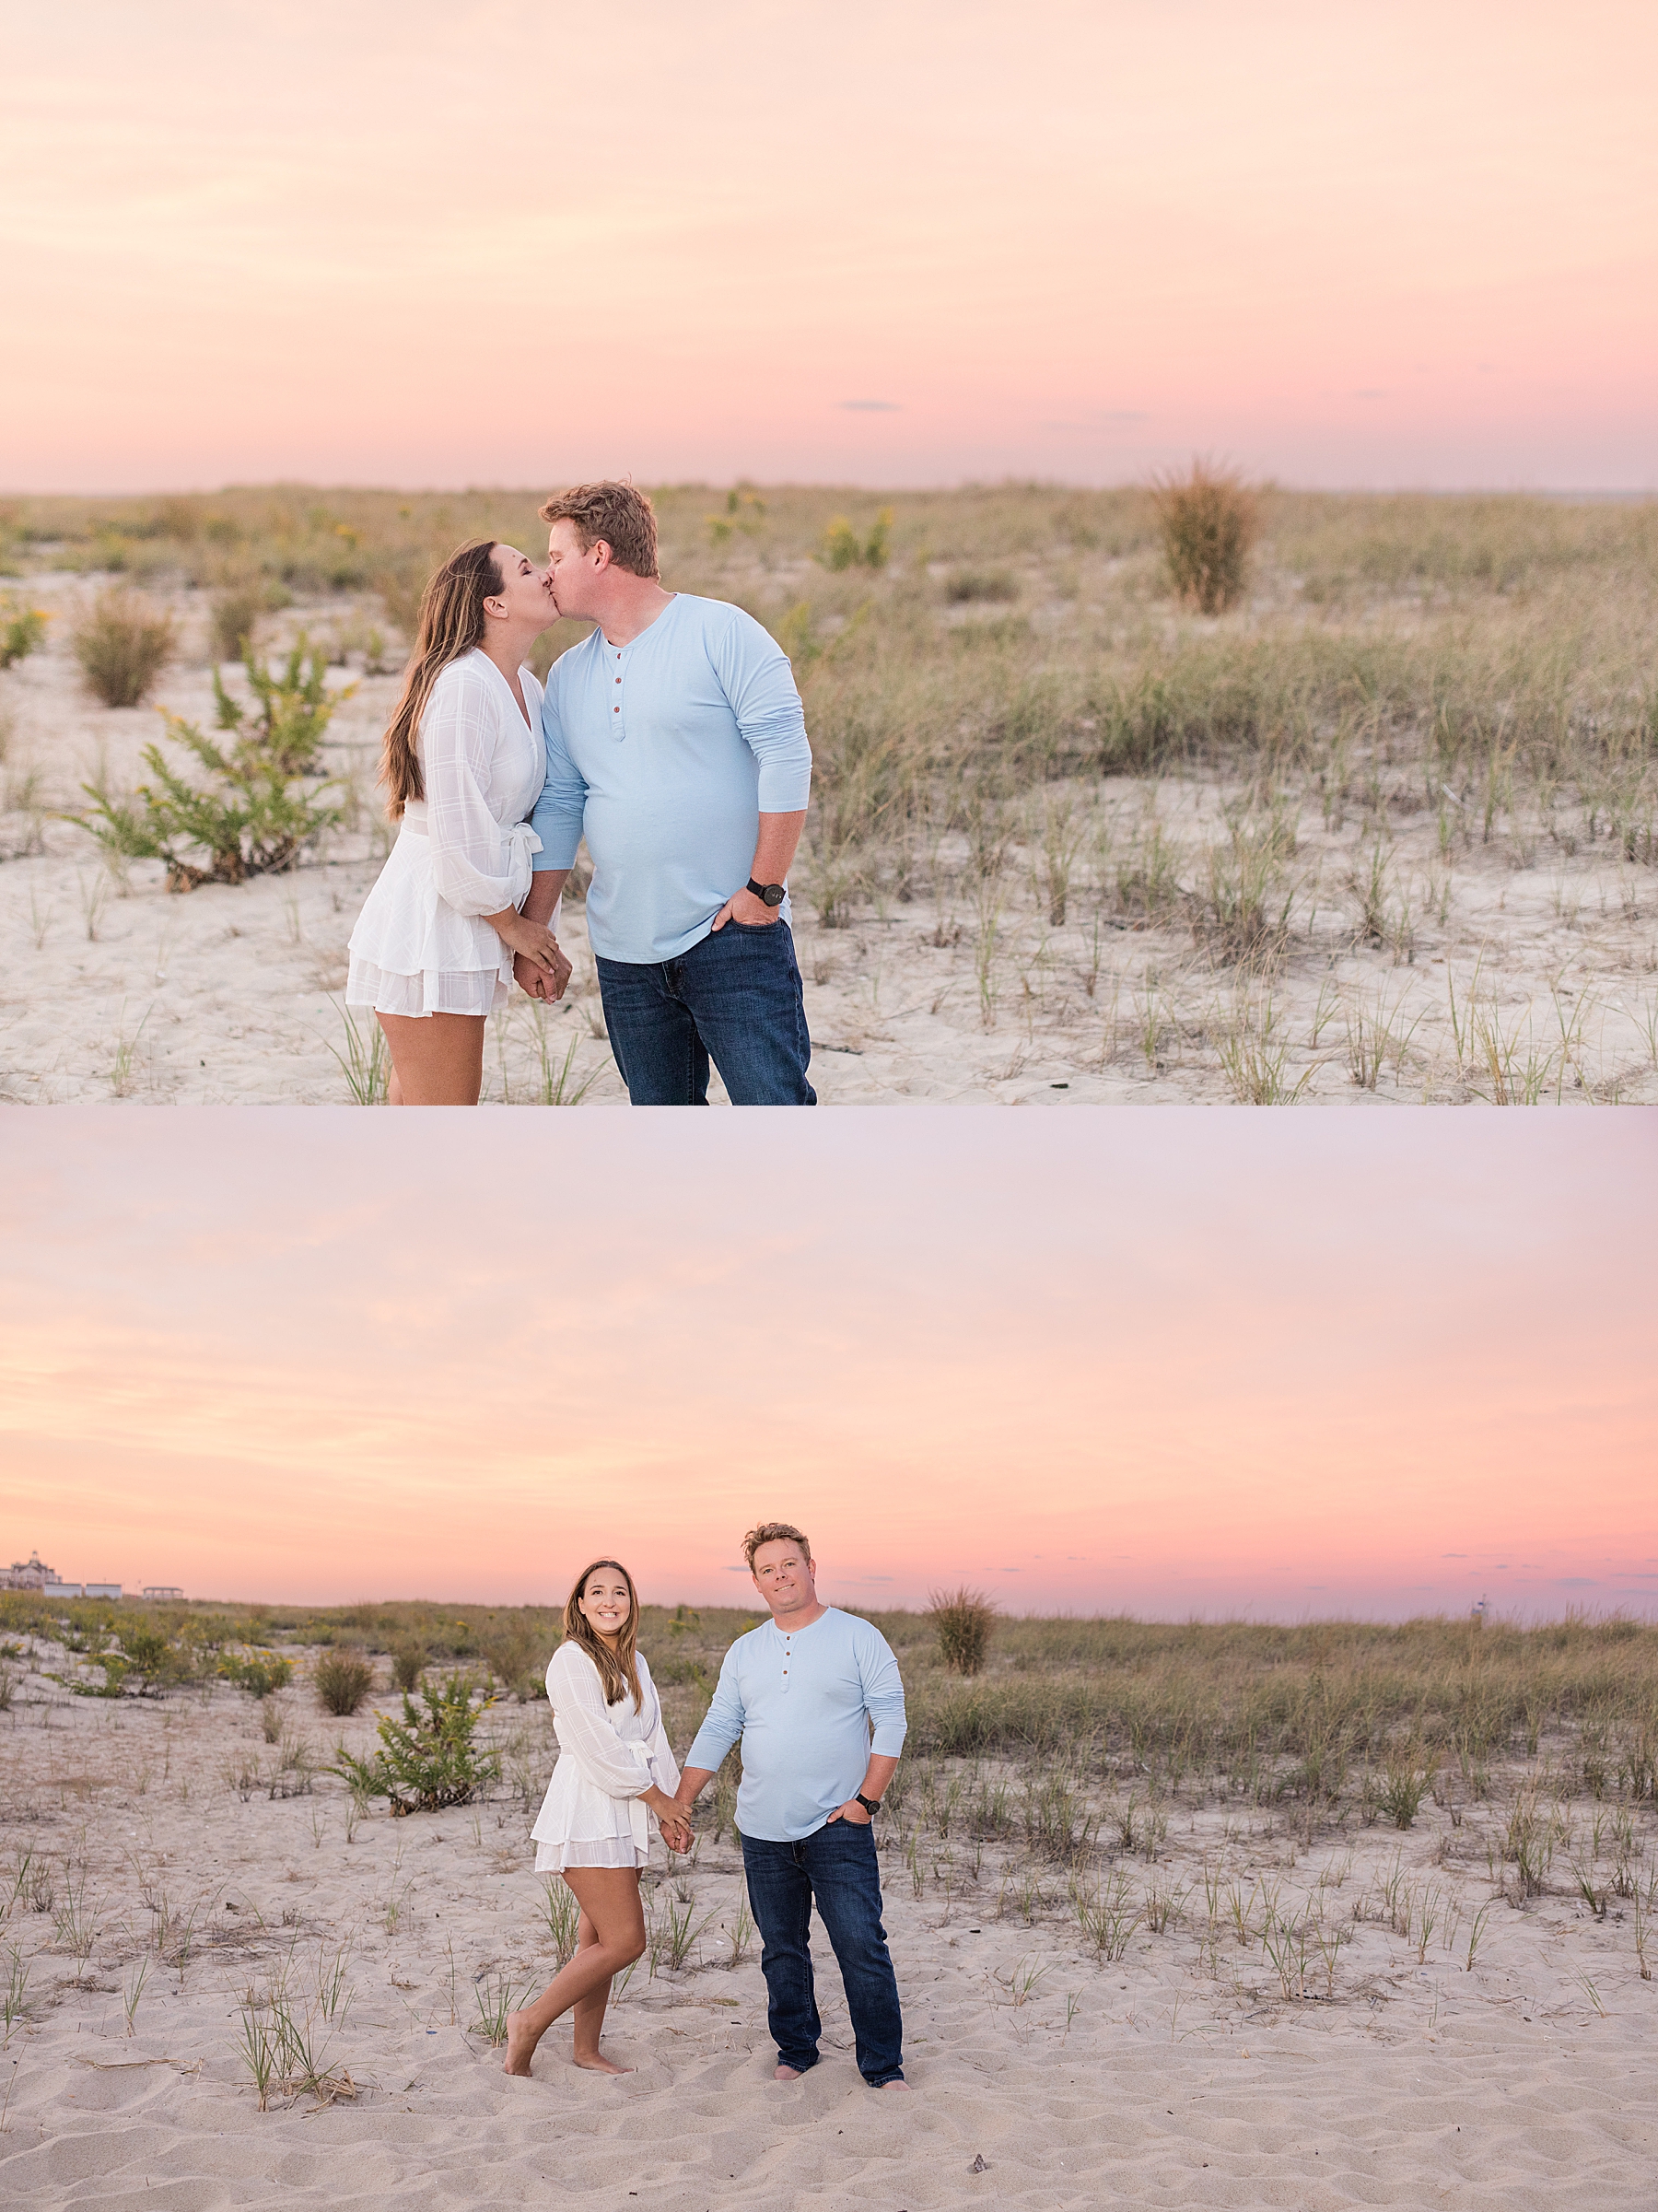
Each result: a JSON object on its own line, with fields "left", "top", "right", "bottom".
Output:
{"left": 545, "top": 519, "right": 606, "bottom": 619}
{"left": 751, "top": 1541, "right": 816, "bottom": 1619}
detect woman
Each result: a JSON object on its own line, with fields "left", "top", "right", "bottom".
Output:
{"left": 346, "top": 538, "right": 571, "bottom": 1105}
{"left": 505, "top": 1561, "right": 690, "bottom": 2078}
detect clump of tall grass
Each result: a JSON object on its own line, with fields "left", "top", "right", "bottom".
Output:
{"left": 72, "top": 589, "right": 175, "bottom": 706}
{"left": 208, "top": 581, "right": 269, "bottom": 664}
{"left": 78, "top": 642, "right": 345, "bottom": 890}
{"left": 313, "top": 1652, "right": 375, "bottom": 1717}
{"left": 1150, "top": 462, "right": 1258, "bottom": 614}
{"left": 928, "top": 1586, "right": 998, "bottom": 1677}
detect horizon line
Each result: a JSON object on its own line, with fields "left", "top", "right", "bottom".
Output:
{"left": 5, "top": 480, "right": 1658, "bottom": 506}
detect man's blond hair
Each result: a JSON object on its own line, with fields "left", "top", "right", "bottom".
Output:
{"left": 538, "top": 480, "right": 659, "bottom": 579}
{"left": 742, "top": 1521, "right": 811, "bottom": 1572}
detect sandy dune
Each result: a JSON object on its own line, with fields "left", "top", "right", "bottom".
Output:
{"left": 3, "top": 573, "right": 1654, "bottom": 1105}
{"left": 2, "top": 1643, "right": 1652, "bottom": 2209}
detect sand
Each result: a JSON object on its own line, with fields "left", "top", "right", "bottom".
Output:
{"left": 2, "top": 1639, "right": 1653, "bottom": 2210}
{"left": 2, "top": 570, "right": 1656, "bottom": 1105}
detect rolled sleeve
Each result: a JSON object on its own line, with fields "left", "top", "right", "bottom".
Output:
{"left": 530, "top": 683, "right": 588, "bottom": 871}
{"left": 710, "top": 614, "right": 812, "bottom": 813}
{"left": 684, "top": 1648, "right": 746, "bottom": 1773}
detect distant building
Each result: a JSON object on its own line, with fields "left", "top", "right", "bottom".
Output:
{"left": 1, "top": 1552, "right": 53, "bottom": 1592}
{"left": 142, "top": 1586, "right": 184, "bottom": 1601}
{"left": 0, "top": 1552, "right": 116, "bottom": 1600}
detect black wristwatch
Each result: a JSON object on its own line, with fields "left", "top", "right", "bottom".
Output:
{"left": 855, "top": 1792, "right": 882, "bottom": 1818}
{"left": 746, "top": 877, "right": 786, "bottom": 907}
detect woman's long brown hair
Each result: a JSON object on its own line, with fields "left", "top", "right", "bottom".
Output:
{"left": 562, "top": 1559, "right": 643, "bottom": 1711}
{"left": 379, "top": 538, "right": 504, "bottom": 818}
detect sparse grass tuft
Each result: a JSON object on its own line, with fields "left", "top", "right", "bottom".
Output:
{"left": 71, "top": 589, "right": 175, "bottom": 707}
{"left": 1151, "top": 462, "right": 1258, "bottom": 614}
{"left": 313, "top": 1652, "right": 375, "bottom": 1717}
{"left": 928, "top": 1587, "right": 998, "bottom": 1677}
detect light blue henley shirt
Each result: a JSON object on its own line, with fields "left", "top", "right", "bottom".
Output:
{"left": 684, "top": 1608, "right": 908, "bottom": 1843}
{"left": 529, "top": 592, "right": 813, "bottom": 964}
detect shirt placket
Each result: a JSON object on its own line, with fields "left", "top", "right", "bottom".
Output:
{"left": 609, "top": 642, "right": 625, "bottom": 742}
{"left": 781, "top": 1630, "right": 790, "bottom": 1696}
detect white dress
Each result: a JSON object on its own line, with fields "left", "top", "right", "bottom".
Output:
{"left": 531, "top": 1644, "right": 680, "bottom": 1873}
{"left": 346, "top": 650, "right": 549, "bottom": 1018}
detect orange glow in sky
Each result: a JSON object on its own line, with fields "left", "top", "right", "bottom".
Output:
{"left": 3, "top": 1, "right": 1654, "bottom": 491}
{"left": 3, "top": 1116, "right": 1652, "bottom": 1621}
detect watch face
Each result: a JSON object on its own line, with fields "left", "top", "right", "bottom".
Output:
{"left": 764, "top": 884, "right": 785, "bottom": 906}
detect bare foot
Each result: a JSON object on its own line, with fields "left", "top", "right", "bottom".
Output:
{"left": 573, "top": 2051, "right": 633, "bottom": 2076}
{"left": 774, "top": 2064, "right": 805, "bottom": 2080}
{"left": 502, "top": 2011, "right": 541, "bottom": 2077}
{"left": 877, "top": 2078, "right": 913, "bottom": 2091}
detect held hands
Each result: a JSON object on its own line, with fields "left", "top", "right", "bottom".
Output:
{"left": 710, "top": 885, "right": 780, "bottom": 931}
{"left": 509, "top": 924, "right": 572, "bottom": 1002}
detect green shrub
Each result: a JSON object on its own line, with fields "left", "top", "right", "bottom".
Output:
{"left": 332, "top": 1675, "right": 500, "bottom": 1814}
{"left": 816, "top": 509, "right": 893, "bottom": 572}
{"left": 78, "top": 641, "right": 345, "bottom": 890}
{"left": 390, "top": 1643, "right": 426, "bottom": 1692}
{"left": 1151, "top": 462, "right": 1257, "bottom": 614}
{"left": 71, "top": 589, "right": 175, "bottom": 706}
{"left": 219, "top": 1651, "right": 294, "bottom": 1699}
{"left": 314, "top": 1650, "right": 376, "bottom": 1717}
{"left": 927, "top": 1586, "right": 997, "bottom": 1677}
{"left": 0, "top": 599, "right": 48, "bottom": 668}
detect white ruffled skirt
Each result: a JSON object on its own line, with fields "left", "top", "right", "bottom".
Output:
{"left": 345, "top": 804, "right": 535, "bottom": 1019}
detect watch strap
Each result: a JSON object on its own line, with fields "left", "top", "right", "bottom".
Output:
{"left": 855, "top": 1792, "right": 882, "bottom": 1818}
{"left": 746, "top": 877, "right": 786, "bottom": 906}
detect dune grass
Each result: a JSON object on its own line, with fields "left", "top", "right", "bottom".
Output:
{"left": 7, "top": 1589, "right": 1652, "bottom": 1797}
{"left": 7, "top": 481, "right": 1650, "bottom": 999}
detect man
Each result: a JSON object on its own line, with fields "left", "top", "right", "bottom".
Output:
{"left": 676, "top": 1524, "right": 911, "bottom": 2091}
{"left": 518, "top": 482, "right": 816, "bottom": 1105}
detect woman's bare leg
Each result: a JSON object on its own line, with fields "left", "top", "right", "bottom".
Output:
{"left": 377, "top": 1012, "right": 486, "bottom": 1106}
{"left": 503, "top": 1868, "right": 645, "bottom": 2077}
{"left": 569, "top": 1902, "right": 627, "bottom": 2073}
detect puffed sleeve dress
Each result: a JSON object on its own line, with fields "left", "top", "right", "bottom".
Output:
{"left": 531, "top": 1642, "right": 681, "bottom": 1872}
{"left": 346, "top": 648, "right": 549, "bottom": 1018}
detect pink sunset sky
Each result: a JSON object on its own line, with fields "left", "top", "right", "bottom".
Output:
{"left": 3, "top": 1115, "right": 1652, "bottom": 1621}
{"left": 3, "top": 0, "right": 1654, "bottom": 493}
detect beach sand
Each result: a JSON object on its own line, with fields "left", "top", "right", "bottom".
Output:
{"left": 3, "top": 574, "right": 1654, "bottom": 1106}
{"left": 2, "top": 1642, "right": 1652, "bottom": 2209}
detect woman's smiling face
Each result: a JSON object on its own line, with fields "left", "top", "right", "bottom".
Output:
{"left": 578, "top": 1568, "right": 633, "bottom": 1644}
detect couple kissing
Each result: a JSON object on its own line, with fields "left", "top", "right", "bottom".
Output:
{"left": 345, "top": 482, "right": 815, "bottom": 1107}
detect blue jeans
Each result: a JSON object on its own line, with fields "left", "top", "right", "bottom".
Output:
{"left": 595, "top": 920, "right": 816, "bottom": 1106}
{"left": 741, "top": 1820, "right": 904, "bottom": 2086}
